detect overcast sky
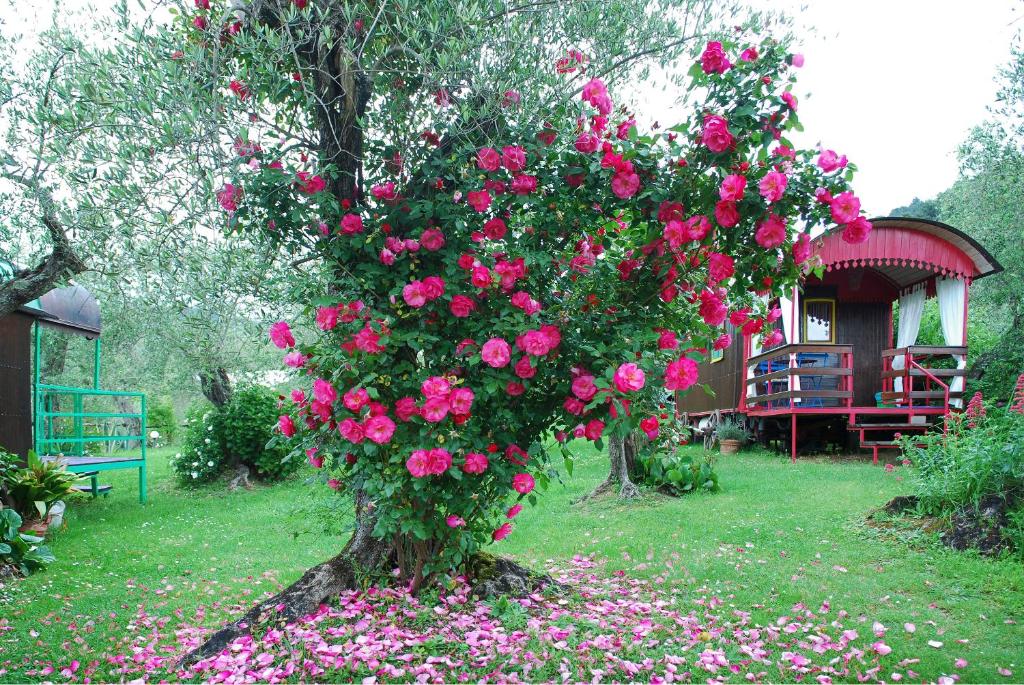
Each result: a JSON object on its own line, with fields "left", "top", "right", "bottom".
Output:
{"left": 3, "top": 0, "right": 1020, "bottom": 216}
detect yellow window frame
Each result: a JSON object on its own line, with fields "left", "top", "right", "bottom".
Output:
{"left": 710, "top": 346, "right": 724, "bottom": 364}
{"left": 802, "top": 298, "right": 836, "bottom": 343}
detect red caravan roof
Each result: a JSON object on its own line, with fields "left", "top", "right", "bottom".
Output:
{"left": 813, "top": 216, "right": 1002, "bottom": 288}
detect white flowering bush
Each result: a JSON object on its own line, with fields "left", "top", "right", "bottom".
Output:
{"left": 170, "top": 406, "right": 226, "bottom": 484}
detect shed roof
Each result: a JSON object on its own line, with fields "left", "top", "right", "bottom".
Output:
{"left": 814, "top": 217, "right": 1003, "bottom": 289}
{"left": 0, "top": 259, "right": 102, "bottom": 336}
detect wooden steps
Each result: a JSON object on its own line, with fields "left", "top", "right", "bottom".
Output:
{"left": 847, "top": 422, "right": 931, "bottom": 431}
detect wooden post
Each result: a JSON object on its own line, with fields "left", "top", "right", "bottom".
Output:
{"left": 790, "top": 414, "right": 797, "bottom": 463}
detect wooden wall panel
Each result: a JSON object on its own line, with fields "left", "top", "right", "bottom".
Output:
{"left": 676, "top": 324, "right": 743, "bottom": 414}
{"left": 835, "top": 302, "right": 889, "bottom": 406}
{"left": 0, "top": 313, "right": 34, "bottom": 458}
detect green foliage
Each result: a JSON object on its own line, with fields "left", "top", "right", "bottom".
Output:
{"left": 171, "top": 387, "right": 298, "bottom": 485}
{"left": 0, "top": 509, "right": 56, "bottom": 576}
{"left": 222, "top": 386, "right": 298, "bottom": 482}
{"left": 898, "top": 406, "right": 1024, "bottom": 517}
{"left": 715, "top": 419, "right": 750, "bottom": 442}
{"left": 171, "top": 404, "right": 227, "bottom": 484}
{"left": 888, "top": 196, "right": 940, "bottom": 221}
{"left": 635, "top": 445, "right": 719, "bottom": 496}
{"left": 146, "top": 398, "right": 177, "bottom": 445}
{"left": 2, "top": 452, "right": 78, "bottom": 521}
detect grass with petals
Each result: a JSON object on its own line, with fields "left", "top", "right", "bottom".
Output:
{"left": 0, "top": 443, "right": 1020, "bottom": 682}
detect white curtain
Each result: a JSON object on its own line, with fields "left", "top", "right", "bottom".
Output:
{"left": 779, "top": 286, "right": 801, "bottom": 395}
{"left": 745, "top": 333, "right": 761, "bottom": 399}
{"left": 892, "top": 284, "right": 926, "bottom": 394}
{"left": 936, "top": 276, "right": 967, "bottom": 407}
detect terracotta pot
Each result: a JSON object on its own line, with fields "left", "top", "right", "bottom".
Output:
{"left": 719, "top": 438, "right": 742, "bottom": 455}
{"left": 18, "top": 516, "right": 50, "bottom": 537}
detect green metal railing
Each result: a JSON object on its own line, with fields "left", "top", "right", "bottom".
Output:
{"left": 33, "top": 384, "right": 148, "bottom": 503}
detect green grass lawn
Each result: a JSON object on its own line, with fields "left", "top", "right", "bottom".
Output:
{"left": 1, "top": 443, "right": 1021, "bottom": 682}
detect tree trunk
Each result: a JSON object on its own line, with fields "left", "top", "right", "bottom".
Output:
{"left": 198, "top": 367, "right": 233, "bottom": 408}
{"left": 178, "top": 491, "right": 393, "bottom": 670}
{"left": 0, "top": 212, "right": 85, "bottom": 318}
{"left": 577, "top": 432, "right": 642, "bottom": 502}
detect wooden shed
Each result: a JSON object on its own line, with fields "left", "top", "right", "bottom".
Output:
{"left": 677, "top": 217, "right": 1002, "bottom": 462}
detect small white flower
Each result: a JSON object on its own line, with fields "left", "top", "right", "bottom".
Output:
{"left": 191, "top": 472, "right": 198, "bottom": 479}
{"left": 205, "top": 438, "right": 212, "bottom": 444}
{"left": 175, "top": 452, "right": 181, "bottom": 458}
{"left": 207, "top": 461, "right": 214, "bottom": 467}
{"left": 149, "top": 430, "right": 160, "bottom": 439}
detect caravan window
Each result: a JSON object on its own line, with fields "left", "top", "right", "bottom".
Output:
{"left": 803, "top": 298, "right": 835, "bottom": 343}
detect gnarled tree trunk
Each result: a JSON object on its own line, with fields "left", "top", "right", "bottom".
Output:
{"left": 198, "top": 366, "right": 233, "bottom": 408}
{"left": 577, "top": 432, "right": 643, "bottom": 502}
{"left": 179, "top": 491, "right": 392, "bottom": 670}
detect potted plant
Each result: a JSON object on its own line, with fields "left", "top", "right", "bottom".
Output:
{"left": 716, "top": 419, "right": 749, "bottom": 455}
{"left": 3, "top": 452, "right": 78, "bottom": 535}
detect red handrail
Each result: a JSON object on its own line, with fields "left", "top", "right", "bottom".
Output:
{"left": 909, "top": 359, "right": 950, "bottom": 434}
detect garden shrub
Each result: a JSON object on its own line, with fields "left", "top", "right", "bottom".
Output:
{"left": 898, "top": 393, "right": 1024, "bottom": 518}
{"left": 146, "top": 398, "right": 177, "bottom": 445}
{"left": 221, "top": 386, "right": 298, "bottom": 481}
{"left": 0, "top": 509, "right": 56, "bottom": 576}
{"left": 171, "top": 386, "right": 298, "bottom": 485}
{"left": 635, "top": 447, "right": 719, "bottom": 496}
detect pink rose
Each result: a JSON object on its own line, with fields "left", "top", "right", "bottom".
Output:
{"left": 611, "top": 170, "right": 640, "bottom": 199}
{"left": 713, "top": 333, "right": 733, "bottom": 351}
{"left": 422, "top": 397, "right": 449, "bottom": 423}
{"left": 483, "top": 217, "right": 507, "bottom": 240}
{"left": 481, "top": 338, "right": 512, "bottom": 368}
{"left": 563, "top": 397, "right": 585, "bottom": 415}
{"left": 719, "top": 174, "right": 746, "bottom": 201}
{"left": 501, "top": 145, "right": 527, "bottom": 172}
{"left": 817, "top": 149, "right": 848, "bottom": 173}
{"left": 788, "top": 233, "right": 811, "bottom": 264}
{"left": 269, "top": 321, "right": 295, "bottom": 349}
{"left": 395, "top": 397, "right": 420, "bottom": 422}
{"left": 420, "top": 228, "right": 445, "bottom": 251}
{"left": 715, "top": 200, "right": 739, "bottom": 228}
{"left": 640, "top": 416, "right": 659, "bottom": 440}
{"left": 842, "top": 216, "right": 872, "bottom": 244}
{"left": 338, "top": 417, "right": 364, "bottom": 443}
{"left": 492, "top": 523, "right": 513, "bottom": 541}
{"left": 658, "top": 330, "right": 679, "bottom": 350}
{"left": 312, "top": 378, "right": 337, "bottom": 404}
{"left": 699, "top": 289, "right": 728, "bottom": 326}
{"left": 830, "top": 191, "right": 861, "bottom": 224}
{"left": 339, "top": 213, "right": 364, "bottom": 235}
{"left": 758, "top": 171, "right": 788, "bottom": 203}
{"left": 512, "top": 472, "right": 535, "bottom": 494}
{"left": 476, "top": 147, "right": 500, "bottom": 171}
{"left": 462, "top": 452, "right": 489, "bottom": 474}
{"left": 506, "top": 381, "right": 526, "bottom": 396}
{"left": 406, "top": 449, "right": 430, "bottom": 478}
{"left": 571, "top": 374, "right": 598, "bottom": 401}
{"left": 755, "top": 213, "right": 787, "bottom": 249}
{"left": 316, "top": 306, "right": 339, "bottom": 331}
{"left": 402, "top": 280, "right": 427, "bottom": 308}
{"left": 701, "top": 114, "right": 733, "bottom": 153}
{"left": 217, "top": 183, "right": 242, "bottom": 212}
{"left": 307, "top": 448, "right": 323, "bottom": 468}
{"left": 471, "top": 266, "right": 493, "bottom": 289}
{"left": 507, "top": 503, "right": 523, "bottom": 519}
{"left": 584, "top": 419, "right": 605, "bottom": 441}
{"left": 425, "top": 448, "right": 451, "bottom": 475}
{"left": 510, "top": 174, "right": 537, "bottom": 195}
{"left": 446, "top": 515, "right": 465, "bottom": 528}
{"left": 665, "top": 357, "right": 699, "bottom": 391}
{"left": 283, "top": 351, "right": 307, "bottom": 368}
{"left": 278, "top": 415, "right": 296, "bottom": 437}
{"left": 450, "top": 294, "right": 476, "bottom": 318}
{"left": 449, "top": 387, "right": 474, "bottom": 414}
{"left": 421, "top": 276, "right": 445, "bottom": 300}
{"left": 467, "top": 189, "right": 491, "bottom": 212}
{"left": 363, "top": 415, "right": 395, "bottom": 444}
{"left": 574, "top": 132, "right": 600, "bottom": 154}
{"left": 343, "top": 387, "right": 369, "bottom": 412}
{"left": 613, "top": 362, "right": 646, "bottom": 393}
{"left": 420, "top": 376, "right": 450, "bottom": 399}
{"left": 700, "top": 41, "right": 731, "bottom": 74}
{"left": 514, "top": 355, "right": 536, "bottom": 379}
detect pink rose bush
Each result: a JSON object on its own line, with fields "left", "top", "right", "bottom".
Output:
{"left": 219, "top": 34, "right": 870, "bottom": 584}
